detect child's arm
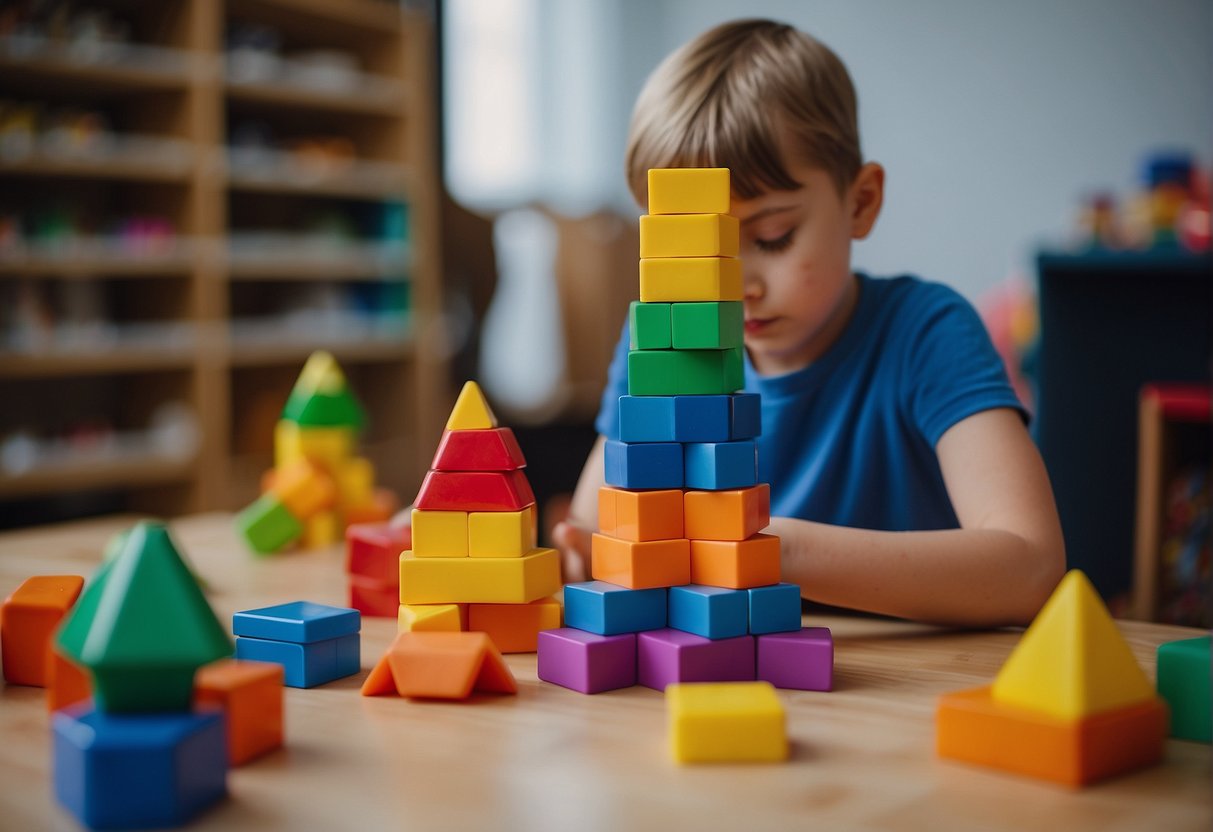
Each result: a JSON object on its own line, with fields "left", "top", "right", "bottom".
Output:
{"left": 552, "top": 435, "right": 607, "bottom": 582}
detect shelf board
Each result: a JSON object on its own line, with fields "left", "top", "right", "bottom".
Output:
{"left": 0, "top": 346, "right": 196, "bottom": 378}
{"left": 231, "top": 0, "right": 402, "bottom": 38}
{"left": 227, "top": 254, "right": 411, "bottom": 281}
{"left": 227, "top": 167, "right": 409, "bottom": 200}
{"left": 228, "top": 335, "right": 412, "bottom": 367}
{"left": 0, "top": 154, "right": 192, "bottom": 183}
{"left": 226, "top": 77, "right": 405, "bottom": 117}
{"left": 0, "top": 42, "right": 198, "bottom": 94}
{"left": 0, "top": 453, "right": 194, "bottom": 499}
{"left": 0, "top": 251, "right": 195, "bottom": 278}
{"left": 1037, "top": 248, "right": 1212, "bottom": 275}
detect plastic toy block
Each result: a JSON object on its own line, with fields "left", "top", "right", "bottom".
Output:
{"left": 413, "top": 469, "right": 536, "bottom": 512}
{"left": 233, "top": 601, "right": 360, "bottom": 644}
{"left": 235, "top": 633, "right": 359, "bottom": 688}
{"left": 537, "top": 629, "right": 637, "bottom": 694}
{"left": 991, "top": 570, "right": 1155, "bottom": 720}
{"left": 411, "top": 509, "right": 470, "bottom": 557}
{"left": 936, "top": 685, "right": 1167, "bottom": 787}
{"left": 236, "top": 494, "right": 304, "bottom": 555}
{"left": 667, "top": 682, "right": 787, "bottom": 763}
{"left": 629, "top": 301, "right": 672, "bottom": 350}
{"left": 669, "top": 585, "right": 749, "bottom": 640}
{"left": 564, "top": 581, "right": 667, "bottom": 635}
{"left": 194, "top": 659, "right": 284, "bottom": 765}
{"left": 684, "top": 440, "right": 758, "bottom": 490}
{"left": 399, "top": 547, "right": 561, "bottom": 604}
{"left": 398, "top": 603, "right": 467, "bottom": 633}
{"left": 56, "top": 522, "right": 232, "bottom": 713}
{"left": 468, "top": 597, "right": 563, "bottom": 653}
{"left": 273, "top": 420, "right": 355, "bottom": 468}
{"left": 684, "top": 484, "right": 770, "bottom": 541}
{"left": 267, "top": 460, "right": 337, "bottom": 518}
{"left": 1156, "top": 636, "right": 1211, "bottom": 742}
{"left": 730, "top": 393, "right": 761, "bottom": 439}
{"left": 603, "top": 439, "right": 684, "bottom": 489}
{"left": 432, "top": 427, "right": 527, "bottom": 472}
{"left": 281, "top": 351, "right": 366, "bottom": 429}
{"left": 618, "top": 394, "right": 732, "bottom": 443}
{"left": 597, "top": 487, "right": 683, "bottom": 542}
{"left": 468, "top": 505, "right": 537, "bottom": 557}
{"left": 748, "top": 583, "right": 801, "bottom": 635}
{"left": 628, "top": 348, "right": 743, "bottom": 396}
{"left": 1, "top": 574, "right": 84, "bottom": 686}
{"left": 639, "top": 257, "right": 743, "bottom": 302}
{"left": 756, "top": 627, "right": 833, "bottom": 691}
{"left": 53, "top": 705, "right": 227, "bottom": 830}
{"left": 637, "top": 629, "right": 756, "bottom": 690}
{"left": 344, "top": 488, "right": 399, "bottom": 526}
{"left": 362, "top": 631, "right": 516, "bottom": 699}
{"left": 46, "top": 647, "right": 92, "bottom": 712}
{"left": 639, "top": 213, "right": 739, "bottom": 258}
{"left": 446, "top": 380, "right": 498, "bottom": 430}
{"left": 348, "top": 574, "right": 400, "bottom": 619}
{"left": 301, "top": 510, "right": 340, "bottom": 549}
{"left": 689, "top": 534, "right": 781, "bottom": 589}
{"left": 671, "top": 302, "right": 744, "bottom": 349}
{"left": 647, "top": 168, "right": 731, "bottom": 215}
{"left": 591, "top": 534, "right": 690, "bottom": 590}
{"left": 335, "top": 456, "right": 375, "bottom": 505}
{"left": 346, "top": 522, "right": 411, "bottom": 584}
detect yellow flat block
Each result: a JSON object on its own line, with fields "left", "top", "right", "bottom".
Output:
{"left": 468, "top": 505, "right": 537, "bottom": 557}
{"left": 301, "top": 510, "right": 339, "bottom": 549}
{"left": 639, "top": 213, "right": 739, "bottom": 258}
{"left": 398, "top": 603, "right": 467, "bottom": 633}
{"left": 411, "top": 509, "right": 469, "bottom": 557}
{"left": 399, "top": 548, "right": 561, "bottom": 604}
{"left": 336, "top": 457, "right": 375, "bottom": 506}
{"left": 668, "top": 682, "right": 788, "bottom": 763}
{"left": 639, "top": 257, "right": 742, "bottom": 302}
{"left": 648, "top": 168, "right": 730, "bottom": 215}
{"left": 274, "top": 420, "right": 355, "bottom": 468}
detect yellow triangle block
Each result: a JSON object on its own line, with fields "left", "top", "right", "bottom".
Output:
{"left": 991, "top": 570, "right": 1154, "bottom": 720}
{"left": 295, "top": 351, "right": 347, "bottom": 396}
{"left": 446, "top": 381, "right": 498, "bottom": 431}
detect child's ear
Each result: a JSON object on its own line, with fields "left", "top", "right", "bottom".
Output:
{"left": 849, "top": 162, "right": 884, "bottom": 239}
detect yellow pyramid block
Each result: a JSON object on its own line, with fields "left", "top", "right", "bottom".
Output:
{"left": 295, "top": 350, "right": 347, "bottom": 395}
{"left": 991, "top": 570, "right": 1155, "bottom": 720}
{"left": 398, "top": 603, "right": 467, "bottom": 633}
{"left": 446, "top": 381, "right": 498, "bottom": 431}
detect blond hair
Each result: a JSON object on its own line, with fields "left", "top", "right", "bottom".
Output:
{"left": 626, "top": 19, "right": 862, "bottom": 204}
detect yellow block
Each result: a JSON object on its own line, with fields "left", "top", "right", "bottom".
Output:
{"left": 398, "top": 603, "right": 467, "bottom": 633}
{"left": 468, "top": 505, "right": 537, "bottom": 557}
{"left": 639, "top": 257, "right": 742, "bottom": 302}
{"left": 399, "top": 547, "right": 561, "bottom": 604}
{"left": 301, "top": 510, "right": 339, "bottom": 549}
{"left": 335, "top": 457, "right": 375, "bottom": 506}
{"left": 639, "top": 213, "right": 739, "bottom": 258}
{"left": 411, "top": 509, "right": 469, "bottom": 557}
{"left": 991, "top": 570, "right": 1155, "bottom": 720}
{"left": 294, "top": 350, "right": 347, "bottom": 395}
{"left": 667, "top": 682, "right": 788, "bottom": 763}
{"left": 446, "top": 380, "right": 498, "bottom": 431}
{"left": 648, "top": 168, "right": 731, "bottom": 215}
{"left": 274, "top": 420, "right": 355, "bottom": 468}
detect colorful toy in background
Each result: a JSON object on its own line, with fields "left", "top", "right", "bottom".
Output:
{"left": 976, "top": 274, "right": 1039, "bottom": 414}
{"left": 235, "top": 351, "right": 398, "bottom": 554}
{"left": 1156, "top": 465, "right": 1210, "bottom": 628}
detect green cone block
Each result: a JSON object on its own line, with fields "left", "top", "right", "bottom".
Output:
{"left": 280, "top": 351, "right": 366, "bottom": 429}
{"left": 1157, "top": 636, "right": 1211, "bottom": 743}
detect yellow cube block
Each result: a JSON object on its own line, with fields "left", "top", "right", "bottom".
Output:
{"left": 639, "top": 213, "right": 739, "bottom": 258}
{"left": 398, "top": 603, "right": 467, "bottom": 633}
{"left": 648, "top": 168, "right": 730, "bottom": 215}
{"left": 468, "top": 505, "right": 537, "bottom": 558}
{"left": 399, "top": 547, "right": 561, "bottom": 604}
{"left": 336, "top": 457, "right": 375, "bottom": 506}
{"left": 639, "top": 257, "right": 742, "bottom": 302}
{"left": 274, "top": 420, "right": 355, "bottom": 468}
{"left": 667, "top": 682, "right": 788, "bottom": 763}
{"left": 411, "top": 509, "right": 469, "bottom": 557}
{"left": 301, "top": 510, "right": 340, "bottom": 549}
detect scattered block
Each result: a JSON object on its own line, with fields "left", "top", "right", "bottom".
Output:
{"left": 747, "top": 583, "right": 802, "bottom": 634}
{"left": 591, "top": 534, "right": 690, "bottom": 590}
{"left": 233, "top": 601, "right": 360, "bottom": 645}
{"left": 637, "top": 628, "right": 755, "bottom": 690}
{"left": 537, "top": 629, "right": 637, "bottom": 694}
{"left": 684, "top": 484, "right": 770, "bottom": 541}
{"left": 348, "top": 574, "right": 400, "bottom": 619}
{"left": 362, "top": 631, "right": 516, "bottom": 699}
{"left": 639, "top": 257, "right": 743, "bottom": 303}
{"left": 335, "top": 456, "right": 375, "bottom": 505}
{"left": 564, "top": 581, "right": 667, "bottom": 635}
{"left": 413, "top": 469, "right": 535, "bottom": 512}
{"left": 647, "top": 167, "right": 730, "bottom": 215}
{"left": 667, "top": 681, "right": 787, "bottom": 763}
{"left": 629, "top": 301, "right": 672, "bottom": 350}
{"left": 597, "top": 487, "right": 683, "bottom": 542}
{"left": 603, "top": 439, "right": 684, "bottom": 489}
{"left": 671, "top": 301, "right": 744, "bottom": 349}
{"left": 1156, "top": 636, "right": 1211, "bottom": 743}
{"left": 668, "top": 585, "right": 749, "bottom": 640}
{"left": 194, "top": 659, "right": 284, "bottom": 765}
{"left": 346, "top": 522, "right": 411, "bottom": 584}
{"left": 398, "top": 603, "right": 467, "bottom": 633}
{"left": 689, "top": 534, "right": 781, "bottom": 589}
{"left": 756, "top": 627, "right": 833, "bottom": 691}
{"left": 399, "top": 547, "right": 561, "bottom": 604}
{"left": 431, "top": 427, "right": 526, "bottom": 472}
{"left": 343, "top": 488, "right": 399, "bottom": 526}
{"left": 628, "top": 348, "right": 744, "bottom": 396}
{"left": 618, "top": 394, "right": 732, "bottom": 443}
{"left": 684, "top": 440, "right": 758, "bottom": 490}
{"left": 274, "top": 420, "right": 354, "bottom": 468}
{"left": 280, "top": 351, "right": 366, "bottom": 429}
{"left": 639, "top": 212, "right": 739, "bottom": 258}
{"left": 45, "top": 646, "right": 92, "bottom": 713}
{"left": 411, "top": 509, "right": 470, "bottom": 557}
{"left": 268, "top": 459, "right": 337, "bottom": 518}
{"left": 235, "top": 634, "right": 359, "bottom": 689}
{"left": 468, "top": 505, "right": 536, "bottom": 557}
{"left": 446, "top": 380, "right": 498, "bottom": 431}
{"left": 236, "top": 494, "right": 303, "bottom": 555}
{"left": 301, "top": 510, "right": 340, "bottom": 549}
{"left": 468, "top": 597, "right": 562, "bottom": 652}
{"left": 1, "top": 574, "right": 85, "bottom": 686}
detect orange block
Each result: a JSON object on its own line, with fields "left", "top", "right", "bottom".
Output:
{"left": 684, "top": 485, "right": 770, "bottom": 541}
{"left": 194, "top": 659, "right": 285, "bottom": 765}
{"left": 361, "top": 632, "right": 516, "bottom": 699}
{"left": 690, "top": 533, "right": 782, "bottom": 589}
{"left": 591, "top": 534, "right": 690, "bottom": 589}
{"left": 345, "top": 488, "right": 400, "bottom": 526}
{"left": 936, "top": 685, "right": 1167, "bottom": 787}
{"left": 269, "top": 459, "right": 338, "bottom": 518}
{"left": 468, "top": 597, "right": 563, "bottom": 653}
{"left": 45, "top": 647, "right": 92, "bottom": 713}
{"left": 1, "top": 575, "right": 85, "bottom": 686}
{"left": 598, "top": 487, "right": 683, "bottom": 542}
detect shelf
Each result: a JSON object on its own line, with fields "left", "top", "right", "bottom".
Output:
{"left": 227, "top": 161, "right": 410, "bottom": 200}
{"left": 226, "top": 77, "right": 405, "bottom": 117}
{"left": 0, "top": 452, "right": 195, "bottom": 498}
{"left": 0, "top": 37, "right": 199, "bottom": 94}
{"left": 227, "top": 253, "right": 411, "bottom": 281}
{"left": 231, "top": 0, "right": 403, "bottom": 38}
{"left": 1036, "top": 248, "right": 1212, "bottom": 275}
{"left": 0, "top": 345, "right": 197, "bottom": 378}
{"left": 228, "top": 334, "right": 412, "bottom": 367}
{"left": 0, "top": 248, "right": 197, "bottom": 278}
{"left": 0, "top": 153, "right": 192, "bottom": 183}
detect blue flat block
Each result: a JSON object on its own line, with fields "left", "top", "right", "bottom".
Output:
{"left": 603, "top": 439, "right": 683, "bottom": 489}
{"left": 235, "top": 633, "right": 360, "bottom": 688}
{"left": 233, "top": 601, "right": 360, "bottom": 644}
{"left": 618, "top": 395, "right": 733, "bottom": 443}
{"left": 668, "top": 584, "right": 749, "bottom": 640}
{"left": 683, "top": 440, "right": 758, "bottom": 490}
{"left": 618, "top": 395, "right": 676, "bottom": 442}
{"left": 564, "top": 581, "right": 667, "bottom": 635}
{"left": 730, "top": 393, "right": 762, "bottom": 439}
{"left": 674, "top": 395, "right": 732, "bottom": 442}
{"left": 53, "top": 706, "right": 227, "bottom": 830}
{"left": 748, "top": 583, "right": 802, "bottom": 634}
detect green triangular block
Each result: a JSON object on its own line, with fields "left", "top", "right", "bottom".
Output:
{"left": 280, "top": 351, "right": 366, "bottom": 428}
{"left": 104, "top": 524, "right": 209, "bottom": 590}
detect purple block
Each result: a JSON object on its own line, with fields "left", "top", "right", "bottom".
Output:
{"left": 636, "top": 628, "right": 755, "bottom": 691}
{"left": 537, "top": 628, "right": 636, "bottom": 694}
{"left": 756, "top": 627, "right": 834, "bottom": 691}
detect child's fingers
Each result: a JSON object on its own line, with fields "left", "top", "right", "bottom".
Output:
{"left": 553, "top": 521, "right": 590, "bottom": 583}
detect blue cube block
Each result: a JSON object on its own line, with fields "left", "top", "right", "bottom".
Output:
{"left": 53, "top": 706, "right": 227, "bottom": 830}
{"left": 235, "top": 633, "right": 360, "bottom": 688}
{"left": 748, "top": 583, "right": 802, "bottom": 634}
{"left": 674, "top": 395, "right": 732, "bottom": 442}
{"left": 604, "top": 439, "right": 683, "bottom": 489}
{"left": 684, "top": 440, "right": 758, "bottom": 490}
{"left": 233, "top": 601, "right": 360, "bottom": 644}
{"left": 564, "top": 581, "right": 667, "bottom": 635}
{"left": 618, "top": 395, "right": 733, "bottom": 443}
{"left": 668, "top": 584, "right": 749, "bottom": 640}
{"left": 730, "top": 393, "right": 762, "bottom": 439}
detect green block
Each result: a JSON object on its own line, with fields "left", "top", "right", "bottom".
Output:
{"left": 1157, "top": 636, "right": 1211, "bottom": 743}
{"left": 236, "top": 494, "right": 303, "bottom": 555}
{"left": 671, "top": 301, "right": 743, "bottom": 349}
{"left": 627, "top": 347, "right": 744, "bottom": 396}
{"left": 282, "top": 387, "right": 366, "bottom": 429}
{"left": 629, "top": 301, "right": 672, "bottom": 350}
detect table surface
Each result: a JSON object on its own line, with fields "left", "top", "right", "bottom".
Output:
{"left": 1, "top": 513, "right": 1209, "bottom": 832}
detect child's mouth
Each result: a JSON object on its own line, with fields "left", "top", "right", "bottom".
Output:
{"left": 745, "top": 318, "right": 774, "bottom": 334}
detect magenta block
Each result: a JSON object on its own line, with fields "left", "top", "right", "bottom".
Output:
{"left": 636, "top": 628, "right": 755, "bottom": 691}
{"left": 537, "top": 628, "right": 637, "bottom": 694}
{"left": 756, "top": 627, "right": 834, "bottom": 691}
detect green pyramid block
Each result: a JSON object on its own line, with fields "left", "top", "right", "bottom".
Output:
{"left": 280, "top": 351, "right": 366, "bottom": 428}
{"left": 1157, "top": 637, "right": 1211, "bottom": 743}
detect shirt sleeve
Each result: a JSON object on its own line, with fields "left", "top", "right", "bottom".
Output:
{"left": 593, "top": 319, "right": 631, "bottom": 439}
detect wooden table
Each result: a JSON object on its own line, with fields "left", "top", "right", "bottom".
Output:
{"left": 1, "top": 514, "right": 1209, "bottom": 831}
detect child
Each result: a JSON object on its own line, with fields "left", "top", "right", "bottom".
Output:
{"left": 552, "top": 18, "right": 1065, "bottom": 627}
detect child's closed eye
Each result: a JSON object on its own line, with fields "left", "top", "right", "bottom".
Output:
{"left": 754, "top": 229, "right": 795, "bottom": 253}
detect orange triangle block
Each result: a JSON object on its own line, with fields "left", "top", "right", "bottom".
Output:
{"left": 360, "top": 652, "right": 398, "bottom": 696}
{"left": 360, "top": 632, "right": 516, "bottom": 699}
{"left": 446, "top": 381, "right": 497, "bottom": 431}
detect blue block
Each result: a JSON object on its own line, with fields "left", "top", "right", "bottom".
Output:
{"left": 53, "top": 706, "right": 227, "bottom": 830}
{"left": 564, "top": 581, "right": 667, "bottom": 635}
{"left": 684, "top": 440, "right": 758, "bottom": 490}
{"left": 748, "top": 583, "right": 802, "bottom": 634}
{"left": 235, "top": 633, "right": 360, "bottom": 688}
{"left": 618, "top": 395, "right": 733, "bottom": 443}
{"left": 233, "top": 601, "right": 360, "bottom": 644}
{"left": 668, "top": 584, "right": 749, "bottom": 640}
{"left": 604, "top": 439, "right": 683, "bottom": 488}
{"left": 730, "top": 393, "right": 762, "bottom": 439}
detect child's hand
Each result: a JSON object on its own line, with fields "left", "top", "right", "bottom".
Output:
{"left": 552, "top": 519, "right": 593, "bottom": 584}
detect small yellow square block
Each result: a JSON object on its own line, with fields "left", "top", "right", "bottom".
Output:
{"left": 398, "top": 603, "right": 467, "bottom": 633}
{"left": 274, "top": 420, "right": 355, "bottom": 468}
{"left": 667, "top": 682, "right": 788, "bottom": 763}
{"left": 639, "top": 214, "right": 739, "bottom": 258}
{"left": 639, "top": 257, "right": 742, "bottom": 302}
{"left": 411, "top": 509, "right": 469, "bottom": 557}
{"left": 468, "top": 505, "right": 537, "bottom": 557}
{"left": 336, "top": 457, "right": 375, "bottom": 506}
{"left": 648, "top": 168, "right": 730, "bottom": 215}
{"left": 399, "top": 547, "right": 561, "bottom": 604}
{"left": 301, "top": 510, "right": 339, "bottom": 549}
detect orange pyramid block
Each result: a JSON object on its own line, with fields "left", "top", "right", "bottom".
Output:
{"left": 361, "top": 632, "right": 517, "bottom": 699}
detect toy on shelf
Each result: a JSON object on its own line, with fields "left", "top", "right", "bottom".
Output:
{"left": 1155, "top": 636, "right": 1210, "bottom": 744}
{"left": 233, "top": 601, "right": 360, "bottom": 689}
{"left": 1, "top": 574, "right": 84, "bottom": 687}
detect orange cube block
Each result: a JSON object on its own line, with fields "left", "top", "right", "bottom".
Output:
{"left": 361, "top": 631, "right": 516, "bottom": 699}
{"left": 598, "top": 487, "right": 683, "bottom": 542}
{"left": 269, "top": 459, "right": 338, "bottom": 518}
{"left": 468, "top": 597, "right": 563, "bottom": 653}
{"left": 689, "top": 533, "right": 782, "bottom": 589}
{"left": 194, "top": 659, "right": 285, "bottom": 765}
{"left": 45, "top": 647, "right": 92, "bottom": 713}
{"left": 684, "top": 484, "right": 770, "bottom": 541}
{"left": 591, "top": 534, "right": 690, "bottom": 589}
{"left": 1, "top": 575, "right": 85, "bottom": 686}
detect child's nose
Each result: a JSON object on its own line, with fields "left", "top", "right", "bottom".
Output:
{"left": 742, "top": 263, "right": 765, "bottom": 300}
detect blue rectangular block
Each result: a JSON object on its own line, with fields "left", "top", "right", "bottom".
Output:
{"left": 668, "top": 584, "right": 749, "bottom": 640}
{"left": 684, "top": 440, "right": 758, "bottom": 490}
{"left": 604, "top": 439, "right": 683, "bottom": 489}
{"left": 748, "top": 583, "right": 802, "bottom": 634}
{"left": 564, "top": 581, "right": 668, "bottom": 635}
{"left": 618, "top": 395, "right": 732, "bottom": 443}
{"left": 730, "top": 393, "right": 762, "bottom": 439}
{"left": 235, "top": 633, "right": 360, "bottom": 688}
{"left": 233, "top": 601, "right": 360, "bottom": 644}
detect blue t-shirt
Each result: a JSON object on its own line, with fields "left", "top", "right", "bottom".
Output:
{"left": 595, "top": 273, "right": 1027, "bottom": 532}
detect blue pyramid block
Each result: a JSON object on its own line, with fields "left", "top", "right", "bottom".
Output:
{"left": 565, "top": 581, "right": 668, "bottom": 635}
{"left": 604, "top": 439, "right": 683, "bottom": 489}
{"left": 684, "top": 440, "right": 758, "bottom": 490}
{"left": 668, "top": 584, "right": 749, "bottom": 640}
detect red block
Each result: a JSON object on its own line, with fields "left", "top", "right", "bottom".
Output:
{"left": 414, "top": 470, "right": 536, "bottom": 512}
{"left": 349, "top": 574, "right": 400, "bottom": 618}
{"left": 431, "top": 428, "right": 527, "bottom": 472}
{"left": 346, "top": 522, "right": 411, "bottom": 583}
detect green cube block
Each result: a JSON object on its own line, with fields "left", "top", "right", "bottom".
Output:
{"left": 627, "top": 347, "right": 744, "bottom": 396}
{"left": 1157, "top": 636, "right": 1211, "bottom": 743}
{"left": 236, "top": 494, "right": 304, "bottom": 555}
{"left": 629, "top": 301, "right": 672, "bottom": 350}
{"left": 671, "top": 301, "right": 743, "bottom": 349}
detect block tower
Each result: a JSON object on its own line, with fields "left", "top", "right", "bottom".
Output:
{"left": 537, "top": 168, "right": 834, "bottom": 694}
